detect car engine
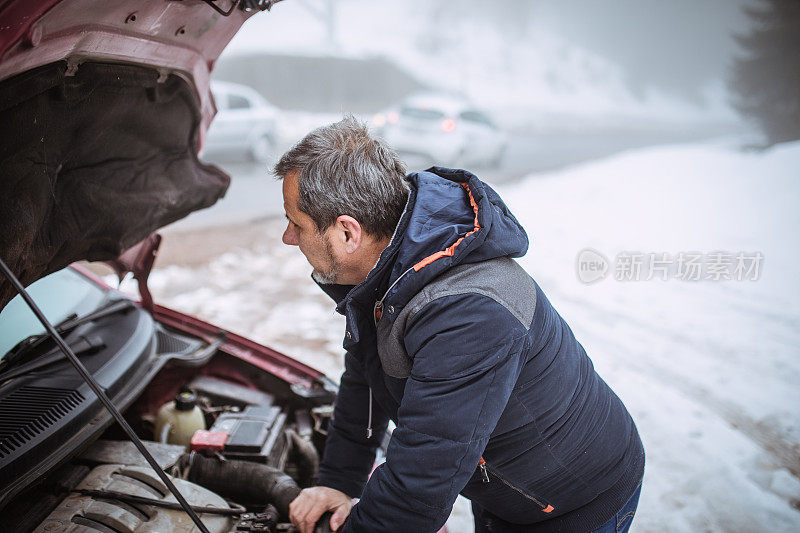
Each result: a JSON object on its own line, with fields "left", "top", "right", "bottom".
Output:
{"left": 4, "top": 372, "right": 337, "bottom": 533}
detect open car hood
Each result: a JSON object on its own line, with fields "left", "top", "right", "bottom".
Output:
{"left": 0, "top": 0, "right": 283, "bottom": 311}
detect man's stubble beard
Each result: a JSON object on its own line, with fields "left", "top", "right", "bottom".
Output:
{"left": 310, "top": 234, "right": 342, "bottom": 285}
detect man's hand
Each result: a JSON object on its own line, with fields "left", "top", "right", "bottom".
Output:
{"left": 289, "top": 486, "right": 353, "bottom": 533}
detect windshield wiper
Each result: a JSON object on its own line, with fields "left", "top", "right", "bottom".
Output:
{"left": 1, "top": 298, "right": 134, "bottom": 371}
{"left": 0, "top": 334, "right": 105, "bottom": 382}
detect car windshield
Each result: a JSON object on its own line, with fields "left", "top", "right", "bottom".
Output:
{"left": 228, "top": 93, "right": 252, "bottom": 109}
{"left": 400, "top": 106, "right": 446, "bottom": 121}
{"left": 0, "top": 268, "right": 107, "bottom": 360}
{"left": 460, "top": 110, "right": 495, "bottom": 128}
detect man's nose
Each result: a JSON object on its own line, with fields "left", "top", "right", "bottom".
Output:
{"left": 282, "top": 224, "right": 299, "bottom": 246}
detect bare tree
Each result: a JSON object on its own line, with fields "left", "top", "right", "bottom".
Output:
{"left": 730, "top": 0, "right": 800, "bottom": 145}
{"left": 298, "top": 0, "right": 338, "bottom": 50}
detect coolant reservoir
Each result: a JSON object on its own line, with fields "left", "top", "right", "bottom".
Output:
{"left": 154, "top": 391, "right": 206, "bottom": 449}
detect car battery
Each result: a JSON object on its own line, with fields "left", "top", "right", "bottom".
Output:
{"left": 207, "top": 405, "right": 288, "bottom": 468}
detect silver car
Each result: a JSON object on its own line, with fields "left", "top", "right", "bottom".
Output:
{"left": 374, "top": 93, "right": 507, "bottom": 168}
{"left": 204, "top": 80, "right": 279, "bottom": 164}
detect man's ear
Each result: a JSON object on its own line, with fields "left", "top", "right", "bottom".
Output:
{"left": 335, "top": 215, "right": 363, "bottom": 254}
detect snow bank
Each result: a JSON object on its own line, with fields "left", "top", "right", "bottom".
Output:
{"left": 135, "top": 238, "right": 348, "bottom": 380}
{"left": 496, "top": 139, "right": 800, "bottom": 531}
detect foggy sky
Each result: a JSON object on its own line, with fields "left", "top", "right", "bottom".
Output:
{"left": 433, "top": 0, "right": 755, "bottom": 101}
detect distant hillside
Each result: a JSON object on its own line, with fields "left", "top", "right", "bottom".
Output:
{"left": 212, "top": 53, "right": 426, "bottom": 113}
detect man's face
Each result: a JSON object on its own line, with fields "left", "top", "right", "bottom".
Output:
{"left": 282, "top": 170, "right": 342, "bottom": 284}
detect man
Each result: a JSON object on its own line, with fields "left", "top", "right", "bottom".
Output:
{"left": 276, "top": 116, "right": 645, "bottom": 533}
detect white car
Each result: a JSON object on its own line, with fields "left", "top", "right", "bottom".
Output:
{"left": 374, "top": 93, "right": 507, "bottom": 168}
{"left": 204, "top": 80, "right": 278, "bottom": 164}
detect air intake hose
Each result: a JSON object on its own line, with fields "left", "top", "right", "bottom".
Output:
{"left": 186, "top": 453, "right": 301, "bottom": 518}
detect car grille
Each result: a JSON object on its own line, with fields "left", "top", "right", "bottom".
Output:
{"left": 0, "top": 386, "right": 84, "bottom": 458}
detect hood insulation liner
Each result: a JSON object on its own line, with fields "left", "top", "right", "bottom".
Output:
{"left": 0, "top": 61, "right": 230, "bottom": 311}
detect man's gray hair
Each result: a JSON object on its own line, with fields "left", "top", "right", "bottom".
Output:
{"left": 273, "top": 115, "right": 409, "bottom": 239}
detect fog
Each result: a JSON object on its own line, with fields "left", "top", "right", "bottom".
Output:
{"left": 527, "top": 0, "right": 753, "bottom": 101}
{"left": 202, "top": 0, "right": 759, "bottom": 186}
{"left": 219, "top": 0, "right": 755, "bottom": 123}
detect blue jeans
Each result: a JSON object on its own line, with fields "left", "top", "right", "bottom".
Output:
{"left": 472, "top": 483, "right": 642, "bottom": 532}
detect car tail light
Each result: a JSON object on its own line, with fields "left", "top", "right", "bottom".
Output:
{"left": 441, "top": 118, "right": 456, "bottom": 132}
{"left": 373, "top": 113, "right": 386, "bottom": 127}
{"left": 388, "top": 111, "right": 399, "bottom": 124}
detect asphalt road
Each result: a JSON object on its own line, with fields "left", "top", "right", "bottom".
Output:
{"left": 173, "top": 125, "right": 735, "bottom": 230}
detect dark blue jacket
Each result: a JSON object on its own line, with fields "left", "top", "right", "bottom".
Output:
{"left": 316, "top": 167, "right": 644, "bottom": 532}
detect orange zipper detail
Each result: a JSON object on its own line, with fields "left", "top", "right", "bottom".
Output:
{"left": 412, "top": 182, "right": 481, "bottom": 271}
{"left": 478, "top": 456, "right": 490, "bottom": 483}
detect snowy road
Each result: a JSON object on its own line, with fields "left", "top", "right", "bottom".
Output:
{"left": 179, "top": 121, "right": 732, "bottom": 231}
{"left": 136, "top": 138, "right": 800, "bottom": 531}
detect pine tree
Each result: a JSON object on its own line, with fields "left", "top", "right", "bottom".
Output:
{"left": 730, "top": 0, "right": 800, "bottom": 145}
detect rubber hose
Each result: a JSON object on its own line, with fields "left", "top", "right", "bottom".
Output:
{"left": 287, "top": 428, "right": 320, "bottom": 487}
{"left": 186, "top": 453, "right": 301, "bottom": 518}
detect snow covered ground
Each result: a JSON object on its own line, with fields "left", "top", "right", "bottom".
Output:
{"left": 497, "top": 138, "right": 800, "bottom": 532}
{"left": 130, "top": 138, "right": 800, "bottom": 531}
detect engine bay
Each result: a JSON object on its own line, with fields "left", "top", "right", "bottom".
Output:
{"left": 1, "top": 341, "right": 340, "bottom": 533}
